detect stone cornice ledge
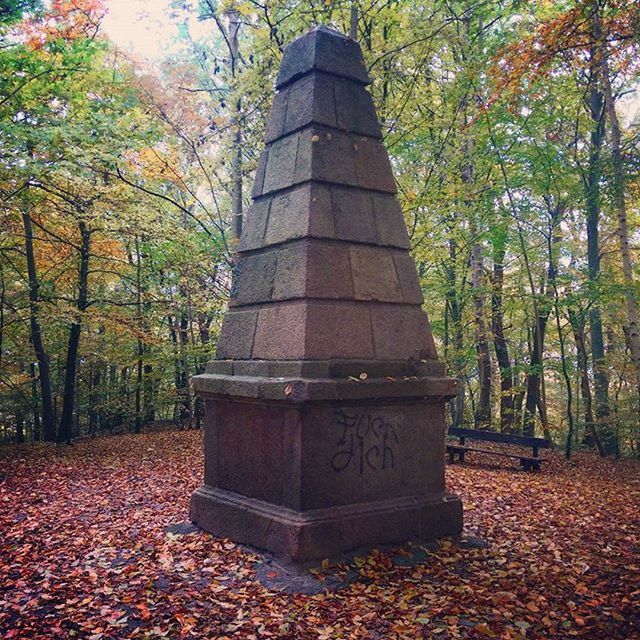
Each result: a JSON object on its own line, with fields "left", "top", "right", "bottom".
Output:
{"left": 191, "top": 373, "right": 458, "bottom": 403}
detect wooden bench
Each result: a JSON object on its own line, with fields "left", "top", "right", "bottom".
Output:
{"left": 446, "top": 427, "right": 551, "bottom": 471}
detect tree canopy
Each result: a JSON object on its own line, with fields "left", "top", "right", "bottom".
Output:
{"left": 1, "top": 0, "right": 640, "bottom": 458}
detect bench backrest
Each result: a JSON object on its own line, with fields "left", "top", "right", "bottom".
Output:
{"left": 448, "top": 426, "right": 551, "bottom": 449}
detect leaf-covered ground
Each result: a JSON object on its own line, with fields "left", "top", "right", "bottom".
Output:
{"left": 1, "top": 430, "right": 638, "bottom": 640}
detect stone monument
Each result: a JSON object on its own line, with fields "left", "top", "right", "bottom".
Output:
{"left": 190, "top": 26, "right": 463, "bottom": 562}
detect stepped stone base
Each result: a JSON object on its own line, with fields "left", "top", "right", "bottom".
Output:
{"left": 190, "top": 485, "right": 462, "bottom": 562}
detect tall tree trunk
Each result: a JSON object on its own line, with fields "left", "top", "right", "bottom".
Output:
{"left": 178, "top": 311, "right": 192, "bottom": 424}
{"left": 459, "top": 10, "right": 491, "bottom": 429}
{"left": 134, "top": 338, "right": 143, "bottom": 434}
{"left": 133, "top": 237, "right": 144, "bottom": 434}
{"left": 15, "top": 406, "right": 25, "bottom": 444}
{"left": 523, "top": 205, "right": 561, "bottom": 437}
{"left": 463, "top": 120, "right": 491, "bottom": 428}
{"left": 582, "top": 7, "right": 614, "bottom": 453}
{"left": 349, "top": 1, "right": 358, "bottom": 40}
{"left": 600, "top": 31, "right": 637, "bottom": 457}
{"left": 567, "top": 307, "right": 606, "bottom": 455}
{"left": 88, "top": 364, "right": 101, "bottom": 436}
{"left": 546, "top": 206, "right": 574, "bottom": 456}
{"left": 226, "top": 8, "right": 243, "bottom": 239}
{"left": 22, "top": 210, "right": 56, "bottom": 442}
{"left": 167, "top": 314, "right": 191, "bottom": 425}
{"left": 143, "top": 363, "right": 155, "bottom": 424}
{"left": 58, "top": 221, "right": 91, "bottom": 443}
{"left": 523, "top": 310, "right": 548, "bottom": 437}
{"left": 471, "top": 237, "right": 492, "bottom": 428}
{"left": 491, "top": 233, "right": 514, "bottom": 432}
{"left": 29, "top": 361, "right": 41, "bottom": 441}
{"left": 445, "top": 237, "right": 465, "bottom": 427}
{"left": 0, "top": 265, "right": 4, "bottom": 372}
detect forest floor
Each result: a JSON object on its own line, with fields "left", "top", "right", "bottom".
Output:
{"left": 1, "top": 430, "right": 638, "bottom": 640}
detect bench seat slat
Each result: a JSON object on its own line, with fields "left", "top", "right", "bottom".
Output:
{"left": 446, "top": 444, "right": 546, "bottom": 463}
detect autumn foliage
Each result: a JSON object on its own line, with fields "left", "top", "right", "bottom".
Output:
{"left": 1, "top": 430, "right": 638, "bottom": 639}
{"left": 493, "top": 1, "right": 640, "bottom": 95}
{"left": 22, "top": 0, "right": 106, "bottom": 49}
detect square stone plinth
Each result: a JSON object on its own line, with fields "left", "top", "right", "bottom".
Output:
{"left": 189, "top": 394, "right": 463, "bottom": 561}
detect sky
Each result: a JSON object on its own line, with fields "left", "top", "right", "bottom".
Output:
{"left": 102, "top": 0, "right": 209, "bottom": 61}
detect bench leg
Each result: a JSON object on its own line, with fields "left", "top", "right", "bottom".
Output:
{"left": 521, "top": 459, "right": 531, "bottom": 471}
{"left": 459, "top": 450, "right": 465, "bottom": 463}
{"left": 448, "top": 449, "right": 455, "bottom": 464}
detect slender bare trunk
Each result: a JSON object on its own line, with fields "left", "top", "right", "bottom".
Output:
{"left": 600, "top": 35, "right": 639, "bottom": 453}
{"left": 491, "top": 234, "right": 514, "bottom": 432}
{"left": 445, "top": 237, "right": 465, "bottom": 427}
{"left": 227, "top": 9, "right": 243, "bottom": 240}
{"left": 58, "top": 221, "right": 91, "bottom": 443}
{"left": 567, "top": 307, "right": 606, "bottom": 455}
{"left": 22, "top": 209, "right": 56, "bottom": 441}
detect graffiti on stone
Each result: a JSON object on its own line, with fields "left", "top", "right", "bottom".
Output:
{"left": 331, "top": 409, "right": 399, "bottom": 474}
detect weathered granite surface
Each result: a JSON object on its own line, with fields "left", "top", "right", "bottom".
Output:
{"left": 190, "top": 26, "right": 463, "bottom": 561}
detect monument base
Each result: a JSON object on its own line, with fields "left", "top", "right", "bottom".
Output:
{"left": 190, "top": 485, "right": 462, "bottom": 562}
{"left": 189, "top": 365, "right": 463, "bottom": 562}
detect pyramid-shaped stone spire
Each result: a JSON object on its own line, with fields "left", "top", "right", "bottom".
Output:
{"left": 191, "top": 28, "right": 462, "bottom": 563}
{"left": 216, "top": 26, "right": 436, "bottom": 368}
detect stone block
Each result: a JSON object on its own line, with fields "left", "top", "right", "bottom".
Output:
{"left": 268, "top": 360, "right": 331, "bottom": 378}
{"left": 190, "top": 485, "right": 462, "bottom": 562}
{"left": 229, "top": 250, "right": 277, "bottom": 307}
{"left": 238, "top": 198, "right": 271, "bottom": 251}
{"left": 370, "top": 304, "right": 436, "bottom": 360}
{"left": 252, "top": 302, "right": 307, "bottom": 359}
{"left": 350, "top": 245, "right": 403, "bottom": 302}
{"left": 245, "top": 509, "right": 296, "bottom": 558}
{"left": 305, "top": 242, "right": 354, "bottom": 299}
{"left": 215, "top": 309, "right": 258, "bottom": 359}
{"left": 328, "top": 359, "right": 416, "bottom": 378}
{"left": 251, "top": 150, "right": 268, "bottom": 198}
{"left": 192, "top": 374, "right": 262, "bottom": 399}
{"left": 416, "top": 359, "right": 446, "bottom": 376}
{"left": 330, "top": 186, "right": 378, "bottom": 244}
{"left": 265, "top": 186, "right": 310, "bottom": 246}
{"left": 264, "top": 88, "right": 288, "bottom": 143}
{"left": 353, "top": 137, "right": 397, "bottom": 193}
{"left": 334, "top": 77, "right": 382, "bottom": 139}
{"left": 268, "top": 72, "right": 381, "bottom": 142}
{"left": 305, "top": 302, "right": 374, "bottom": 359}
{"left": 216, "top": 400, "right": 285, "bottom": 504}
{"left": 263, "top": 183, "right": 333, "bottom": 246}
{"left": 371, "top": 193, "right": 411, "bottom": 248}
{"left": 272, "top": 243, "right": 307, "bottom": 300}
{"left": 306, "top": 183, "right": 335, "bottom": 238}
{"left": 256, "top": 129, "right": 398, "bottom": 197}
{"left": 205, "top": 360, "right": 234, "bottom": 375}
{"left": 276, "top": 26, "right": 370, "bottom": 89}
{"left": 304, "top": 129, "right": 358, "bottom": 186}
{"left": 282, "top": 407, "right": 303, "bottom": 509}
{"left": 226, "top": 360, "right": 261, "bottom": 377}
{"left": 203, "top": 399, "right": 217, "bottom": 486}
{"left": 393, "top": 253, "right": 424, "bottom": 304}
{"left": 189, "top": 486, "right": 247, "bottom": 544}
{"left": 418, "top": 494, "right": 464, "bottom": 540}
{"left": 262, "top": 133, "right": 300, "bottom": 195}
{"left": 300, "top": 403, "right": 436, "bottom": 509}
{"left": 284, "top": 73, "right": 336, "bottom": 134}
